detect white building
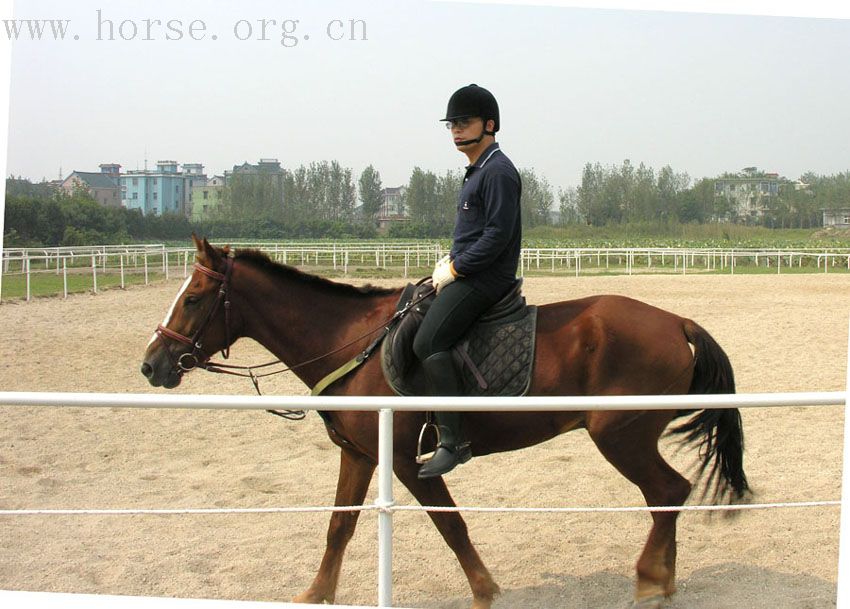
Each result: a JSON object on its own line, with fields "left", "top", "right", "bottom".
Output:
{"left": 378, "top": 186, "right": 408, "bottom": 230}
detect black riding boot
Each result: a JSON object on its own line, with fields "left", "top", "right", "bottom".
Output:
{"left": 417, "top": 351, "right": 471, "bottom": 479}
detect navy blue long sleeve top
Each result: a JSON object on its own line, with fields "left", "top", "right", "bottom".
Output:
{"left": 450, "top": 142, "right": 523, "bottom": 301}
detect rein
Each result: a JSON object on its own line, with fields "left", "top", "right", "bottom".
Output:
{"left": 154, "top": 258, "right": 435, "bottom": 418}
{"left": 205, "top": 282, "right": 437, "bottom": 395}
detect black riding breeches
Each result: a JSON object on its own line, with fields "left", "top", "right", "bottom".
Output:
{"left": 412, "top": 280, "right": 497, "bottom": 361}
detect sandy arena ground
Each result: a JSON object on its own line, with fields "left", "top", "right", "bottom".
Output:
{"left": 0, "top": 272, "right": 846, "bottom": 608}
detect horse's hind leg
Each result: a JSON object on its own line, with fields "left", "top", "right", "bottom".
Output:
{"left": 293, "top": 447, "right": 375, "bottom": 604}
{"left": 587, "top": 412, "right": 692, "bottom": 607}
{"left": 394, "top": 462, "right": 500, "bottom": 609}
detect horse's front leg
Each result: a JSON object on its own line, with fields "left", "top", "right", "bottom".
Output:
{"left": 394, "top": 459, "right": 500, "bottom": 609}
{"left": 293, "top": 446, "right": 376, "bottom": 604}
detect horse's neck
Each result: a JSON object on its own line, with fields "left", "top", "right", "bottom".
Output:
{"left": 235, "top": 267, "right": 398, "bottom": 388}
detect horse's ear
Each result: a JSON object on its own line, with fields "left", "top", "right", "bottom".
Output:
{"left": 194, "top": 236, "right": 222, "bottom": 269}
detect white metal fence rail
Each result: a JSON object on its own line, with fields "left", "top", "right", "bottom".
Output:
{"left": 0, "top": 590, "right": 401, "bottom": 609}
{"left": 4, "top": 244, "right": 850, "bottom": 302}
{"left": 1, "top": 389, "right": 847, "bottom": 607}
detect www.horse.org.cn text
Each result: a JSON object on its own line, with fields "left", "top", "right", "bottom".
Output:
{"left": 2, "top": 11, "right": 369, "bottom": 47}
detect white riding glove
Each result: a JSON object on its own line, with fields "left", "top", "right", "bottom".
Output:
{"left": 432, "top": 255, "right": 457, "bottom": 294}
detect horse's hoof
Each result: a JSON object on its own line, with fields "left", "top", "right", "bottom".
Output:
{"left": 630, "top": 594, "right": 665, "bottom": 609}
{"left": 292, "top": 590, "right": 329, "bottom": 604}
{"left": 470, "top": 579, "right": 499, "bottom": 608}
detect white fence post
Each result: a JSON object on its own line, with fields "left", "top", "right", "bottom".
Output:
{"left": 63, "top": 258, "right": 68, "bottom": 299}
{"left": 377, "top": 408, "right": 394, "bottom": 607}
{"left": 91, "top": 255, "right": 97, "bottom": 294}
{"left": 25, "top": 258, "right": 31, "bottom": 302}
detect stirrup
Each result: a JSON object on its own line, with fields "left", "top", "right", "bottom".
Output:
{"left": 415, "top": 421, "right": 441, "bottom": 464}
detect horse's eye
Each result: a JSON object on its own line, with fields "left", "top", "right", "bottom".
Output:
{"left": 184, "top": 294, "right": 200, "bottom": 306}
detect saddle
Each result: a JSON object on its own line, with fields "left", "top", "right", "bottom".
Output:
{"left": 381, "top": 280, "right": 537, "bottom": 397}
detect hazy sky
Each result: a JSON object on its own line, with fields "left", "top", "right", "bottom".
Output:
{"left": 4, "top": 0, "right": 849, "bottom": 193}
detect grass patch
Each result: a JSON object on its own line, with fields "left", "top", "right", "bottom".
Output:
{"left": 0, "top": 271, "right": 167, "bottom": 300}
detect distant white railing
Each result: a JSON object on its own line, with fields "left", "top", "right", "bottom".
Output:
{"left": 3, "top": 243, "right": 850, "bottom": 302}
{"left": 518, "top": 246, "right": 850, "bottom": 276}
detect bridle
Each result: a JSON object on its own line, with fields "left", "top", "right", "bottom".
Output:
{"left": 155, "top": 257, "right": 234, "bottom": 374}
{"left": 152, "top": 257, "right": 436, "bottom": 415}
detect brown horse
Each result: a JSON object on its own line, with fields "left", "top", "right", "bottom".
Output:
{"left": 141, "top": 236, "right": 748, "bottom": 609}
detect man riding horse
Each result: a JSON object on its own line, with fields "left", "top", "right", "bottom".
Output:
{"left": 414, "top": 84, "right": 523, "bottom": 479}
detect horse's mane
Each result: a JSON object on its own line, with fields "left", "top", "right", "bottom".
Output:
{"left": 232, "top": 248, "right": 399, "bottom": 298}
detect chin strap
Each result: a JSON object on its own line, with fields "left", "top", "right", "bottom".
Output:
{"left": 455, "top": 123, "right": 495, "bottom": 147}
{"left": 455, "top": 134, "right": 485, "bottom": 147}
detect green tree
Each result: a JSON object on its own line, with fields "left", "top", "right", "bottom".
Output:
{"left": 3, "top": 196, "right": 44, "bottom": 245}
{"left": 405, "top": 167, "right": 439, "bottom": 226}
{"left": 223, "top": 171, "right": 284, "bottom": 222}
{"left": 5, "top": 176, "right": 56, "bottom": 199}
{"left": 678, "top": 178, "right": 715, "bottom": 224}
{"left": 327, "top": 161, "right": 356, "bottom": 222}
{"left": 3, "top": 177, "right": 210, "bottom": 244}
{"left": 358, "top": 165, "right": 384, "bottom": 222}
{"left": 577, "top": 162, "right": 607, "bottom": 225}
{"left": 519, "top": 168, "right": 554, "bottom": 227}
{"left": 631, "top": 163, "right": 657, "bottom": 222}
{"left": 657, "top": 165, "right": 690, "bottom": 223}
{"left": 558, "top": 187, "right": 581, "bottom": 225}
{"left": 433, "top": 170, "right": 463, "bottom": 233}
{"left": 282, "top": 165, "right": 310, "bottom": 224}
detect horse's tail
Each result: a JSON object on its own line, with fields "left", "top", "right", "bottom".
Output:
{"left": 668, "top": 320, "right": 750, "bottom": 502}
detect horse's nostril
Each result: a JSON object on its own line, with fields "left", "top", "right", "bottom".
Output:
{"left": 141, "top": 362, "right": 153, "bottom": 378}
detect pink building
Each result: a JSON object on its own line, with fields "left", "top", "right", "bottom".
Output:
{"left": 61, "top": 164, "right": 121, "bottom": 207}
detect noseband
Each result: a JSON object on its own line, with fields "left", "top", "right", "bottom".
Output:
{"left": 155, "top": 257, "right": 234, "bottom": 374}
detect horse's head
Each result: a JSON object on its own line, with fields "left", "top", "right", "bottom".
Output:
{"left": 141, "top": 235, "right": 235, "bottom": 388}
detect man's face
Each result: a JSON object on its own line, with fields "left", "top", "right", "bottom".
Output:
{"left": 447, "top": 117, "right": 483, "bottom": 149}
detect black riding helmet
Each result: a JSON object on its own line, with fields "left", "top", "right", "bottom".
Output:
{"left": 440, "top": 84, "right": 500, "bottom": 136}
